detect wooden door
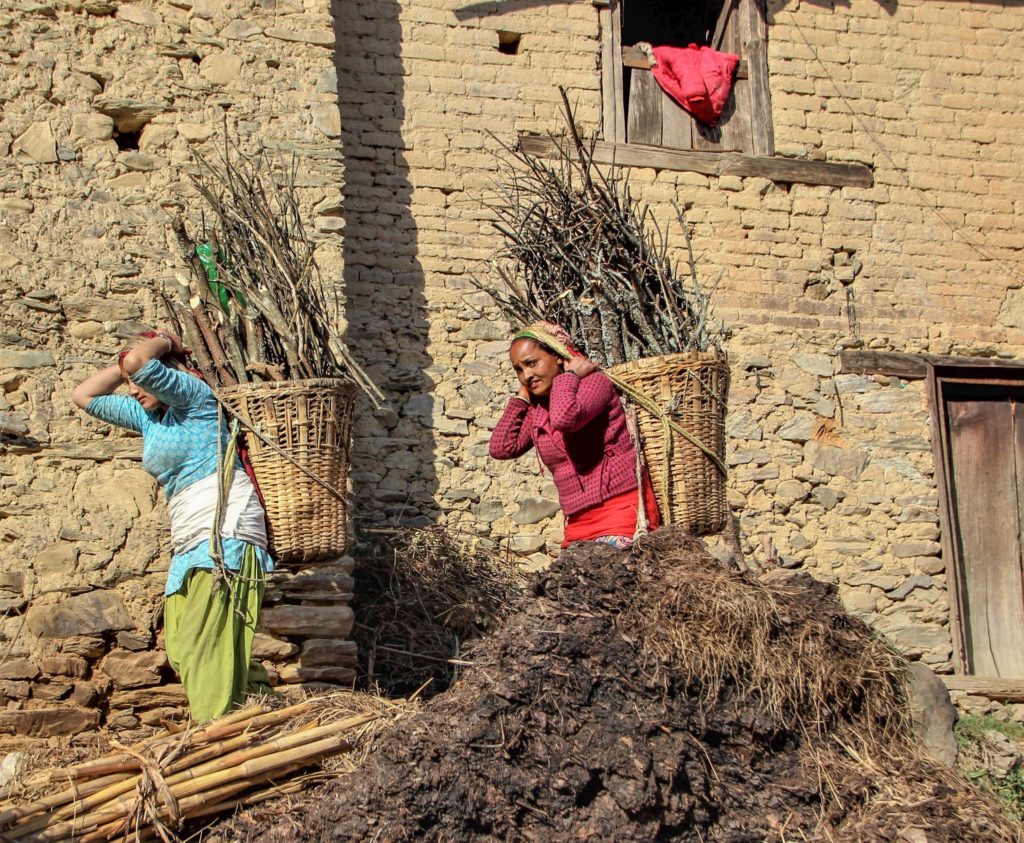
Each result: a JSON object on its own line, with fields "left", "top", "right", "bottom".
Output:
{"left": 946, "top": 386, "right": 1024, "bottom": 677}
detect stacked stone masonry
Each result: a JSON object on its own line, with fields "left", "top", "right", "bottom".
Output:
{"left": 0, "top": 0, "right": 1023, "bottom": 731}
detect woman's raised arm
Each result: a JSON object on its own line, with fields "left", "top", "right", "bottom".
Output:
{"left": 71, "top": 364, "right": 124, "bottom": 410}
{"left": 120, "top": 333, "right": 179, "bottom": 376}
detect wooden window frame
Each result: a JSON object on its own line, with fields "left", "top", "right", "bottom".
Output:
{"left": 573, "top": 0, "right": 874, "bottom": 189}
{"left": 602, "top": 0, "right": 773, "bottom": 156}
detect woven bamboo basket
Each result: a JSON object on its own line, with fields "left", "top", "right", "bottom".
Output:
{"left": 218, "top": 378, "right": 356, "bottom": 563}
{"left": 607, "top": 351, "right": 729, "bottom": 535}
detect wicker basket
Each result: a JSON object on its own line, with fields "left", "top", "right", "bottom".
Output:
{"left": 218, "top": 378, "right": 356, "bottom": 563}
{"left": 607, "top": 351, "right": 729, "bottom": 536}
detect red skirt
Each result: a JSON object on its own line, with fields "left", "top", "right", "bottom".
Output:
{"left": 561, "top": 475, "right": 660, "bottom": 548}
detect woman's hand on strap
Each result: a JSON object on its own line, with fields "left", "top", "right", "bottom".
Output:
{"left": 516, "top": 383, "right": 531, "bottom": 402}
{"left": 564, "top": 356, "right": 599, "bottom": 379}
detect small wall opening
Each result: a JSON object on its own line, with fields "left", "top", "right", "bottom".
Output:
{"left": 114, "top": 130, "right": 141, "bottom": 151}
{"left": 496, "top": 30, "right": 521, "bottom": 55}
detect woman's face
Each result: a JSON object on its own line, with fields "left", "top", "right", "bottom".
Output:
{"left": 510, "top": 338, "right": 563, "bottom": 398}
{"left": 126, "top": 379, "right": 164, "bottom": 412}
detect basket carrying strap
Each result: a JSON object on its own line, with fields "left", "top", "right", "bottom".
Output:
{"left": 623, "top": 402, "right": 650, "bottom": 540}
{"left": 606, "top": 372, "right": 727, "bottom": 477}
{"left": 208, "top": 408, "right": 237, "bottom": 590}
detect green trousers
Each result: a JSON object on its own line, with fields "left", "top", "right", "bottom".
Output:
{"left": 164, "top": 546, "right": 271, "bottom": 723}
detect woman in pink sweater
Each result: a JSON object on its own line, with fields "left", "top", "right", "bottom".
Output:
{"left": 489, "top": 323, "right": 659, "bottom": 548}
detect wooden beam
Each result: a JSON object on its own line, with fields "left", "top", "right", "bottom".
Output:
{"left": 712, "top": 0, "right": 738, "bottom": 49}
{"left": 605, "top": 0, "right": 625, "bottom": 144}
{"left": 840, "top": 350, "right": 1024, "bottom": 381}
{"left": 517, "top": 133, "right": 873, "bottom": 189}
{"left": 739, "top": 0, "right": 774, "bottom": 156}
{"left": 622, "top": 46, "right": 749, "bottom": 79}
{"left": 927, "top": 368, "right": 970, "bottom": 673}
{"left": 940, "top": 675, "right": 1024, "bottom": 703}
{"left": 720, "top": 154, "right": 868, "bottom": 186}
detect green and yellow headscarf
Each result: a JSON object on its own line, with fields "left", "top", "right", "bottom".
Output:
{"left": 511, "top": 321, "right": 580, "bottom": 360}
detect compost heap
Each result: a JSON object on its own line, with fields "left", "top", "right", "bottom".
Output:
{"left": 240, "top": 528, "right": 1018, "bottom": 842}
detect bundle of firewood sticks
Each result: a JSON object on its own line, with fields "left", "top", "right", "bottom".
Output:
{"left": 476, "top": 90, "right": 722, "bottom": 366}
{"left": 161, "top": 141, "right": 382, "bottom": 406}
{"left": 0, "top": 694, "right": 410, "bottom": 842}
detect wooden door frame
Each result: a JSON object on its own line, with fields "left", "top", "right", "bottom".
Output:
{"left": 928, "top": 363, "right": 1024, "bottom": 695}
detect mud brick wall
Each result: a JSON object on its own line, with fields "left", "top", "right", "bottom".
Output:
{"left": 1, "top": 0, "right": 1023, "bottom": 733}
{"left": 336, "top": 0, "right": 1023, "bottom": 696}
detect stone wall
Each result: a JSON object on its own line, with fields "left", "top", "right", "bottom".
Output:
{"left": 0, "top": 0, "right": 357, "bottom": 733}
{"left": 1, "top": 0, "right": 1024, "bottom": 732}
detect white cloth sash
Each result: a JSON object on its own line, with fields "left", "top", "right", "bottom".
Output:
{"left": 168, "top": 469, "right": 267, "bottom": 556}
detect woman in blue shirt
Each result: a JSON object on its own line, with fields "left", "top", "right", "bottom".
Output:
{"left": 72, "top": 330, "right": 274, "bottom": 721}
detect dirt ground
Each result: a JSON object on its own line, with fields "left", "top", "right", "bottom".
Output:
{"left": 216, "top": 529, "right": 1018, "bottom": 843}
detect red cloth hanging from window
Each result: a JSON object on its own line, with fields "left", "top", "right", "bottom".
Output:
{"left": 650, "top": 44, "right": 740, "bottom": 127}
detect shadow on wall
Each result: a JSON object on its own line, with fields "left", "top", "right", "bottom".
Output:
{"left": 770, "top": 0, "right": 1024, "bottom": 12}
{"left": 332, "top": 0, "right": 438, "bottom": 531}
{"left": 454, "top": 0, "right": 1024, "bottom": 22}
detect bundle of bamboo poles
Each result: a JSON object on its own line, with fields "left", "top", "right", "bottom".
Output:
{"left": 475, "top": 89, "right": 722, "bottom": 366}
{"left": 161, "top": 139, "right": 382, "bottom": 405}
{"left": 0, "top": 694, "right": 412, "bottom": 842}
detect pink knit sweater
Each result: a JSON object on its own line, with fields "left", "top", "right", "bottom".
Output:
{"left": 488, "top": 371, "right": 639, "bottom": 516}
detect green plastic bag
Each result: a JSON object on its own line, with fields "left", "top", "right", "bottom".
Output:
{"left": 195, "top": 243, "right": 244, "bottom": 312}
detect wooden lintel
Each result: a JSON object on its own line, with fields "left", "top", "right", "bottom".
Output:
{"left": 940, "top": 675, "right": 1024, "bottom": 703}
{"left": 840, "top": 350, "right": 1024, "bottom": 381}
{"left": 517, "top": 133, "right": 873, "bottom": 189}
{"left": 621, "top": 46, "right": 748, "bottom": 79}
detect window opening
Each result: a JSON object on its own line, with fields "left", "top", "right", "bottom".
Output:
{"left": 601, "top": 0, "right": 774, "bottom": 157}
{"left": 621, "top": 0, "right": 722, "bottom": 50}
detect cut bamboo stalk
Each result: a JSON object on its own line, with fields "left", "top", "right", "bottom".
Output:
{"left": 7, "top": 699, "right": 397, "bottom": 842}
{"left": 20, "top": 718, "right": 284, "bottom": 833}
{"left": 0, "top": 771, "right": 135, "bottom": 831}
{"left": 162, "top": 729, "right": 264, "bottom": 777}
{"left": 48, "top": 757, "right": 141, "bottom": 782}
{"left": 33, "top": 737, "right": 346, "bottom": 842}
{"left": 199, "top": 700, "right": 315, "bottom": 740}
{"left": 78, "top": 764, "right": 311, "bottom": 843}
{"left": 182, "top": 777, "right": 308, "bottom": 821}
{"left": 144, "top": 703, "right": 269, "bottom": 751}
{"left": 157, "top": 712, "right": 376, "bottom": 789}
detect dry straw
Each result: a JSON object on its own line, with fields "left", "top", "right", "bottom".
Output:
{"left": 354, "top": 526, "right": 526, "bottom": 696}
{"left": 624, "top": 530, "right": 907, "bottom": 737}
{"left": 621, "top": 529, "right": 1022, "bottom": 841}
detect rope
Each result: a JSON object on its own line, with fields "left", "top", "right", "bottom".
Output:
{"left": 606, "top": 373, "right": 727, "bottom": 477}
{"left": 515, "top": 325, "right": 727, "bottom": 477}
{"left": 208, "top": 406, "right": 236, "bottom": 593}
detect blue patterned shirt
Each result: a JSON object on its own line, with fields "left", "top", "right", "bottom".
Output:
{"left": 86, "top": 359, "right": 273, "bottom": 595}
